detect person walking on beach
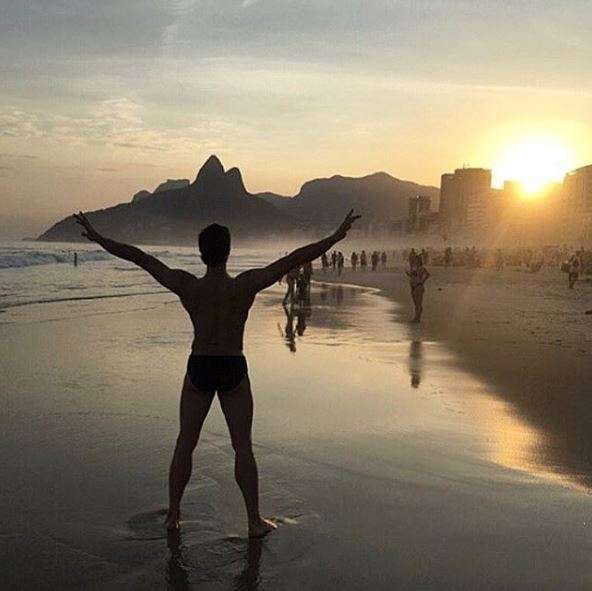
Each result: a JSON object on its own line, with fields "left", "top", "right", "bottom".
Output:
{"left": 351, "top": 251, "right": 358, "bottom": 271}
{"left": 381, "top": 251, "right": 387, "bottom": 268}
{"left": 406, "top": 252, "right": 430, "bottom": 323}
{"left": 73, "top": 209, "right": 360, "bottom": 537}
{"left": 321, "top": 252, "right": 329, "bottom": 273}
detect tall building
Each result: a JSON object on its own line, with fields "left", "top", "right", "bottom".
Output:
{"left": 407, "top": 195, "right": 432, "bottom": 232}
{"left": 439, "top": 168, "right": 492, "bottom": 234}
{"left": 563, "top": 164, "right": 592, "bottom": 242}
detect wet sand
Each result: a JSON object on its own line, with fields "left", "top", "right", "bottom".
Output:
{"left": 317, "top": 266, "right": 592, "bottom": 489}
{"left": 1, "top": 283, "right": 592, "bottom": 589}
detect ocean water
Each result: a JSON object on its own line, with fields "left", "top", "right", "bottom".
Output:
{"left": 0, "top": 241, "right": 278, "bottom": 324}
{"left": 1, "top": 240, "right": 592, "bottom": 589}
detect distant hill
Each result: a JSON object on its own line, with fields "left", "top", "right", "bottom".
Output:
{"left": 281, "top": 172, "right": 438, "bottom": 227}
{"left": 38, "top": 156, "right": 439, "bottom": 244}
{"left": 38, "top": 156, "right": 296, "bottom": 244}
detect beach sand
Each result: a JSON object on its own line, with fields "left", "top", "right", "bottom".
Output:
{"left": 1, "top": 281, "right": 592, "bottom": 589}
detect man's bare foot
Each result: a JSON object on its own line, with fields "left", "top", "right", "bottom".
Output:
{"left": 165, "top": 510, "right": 180, "bottom": 531}
{"left": 248, "top": 517, "right": 277, "bottom": 538}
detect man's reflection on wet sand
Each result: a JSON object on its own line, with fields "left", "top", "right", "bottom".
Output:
{"left": 408, "top": 340, "right": 423, "bottom": 388}
{"left": 166, "top": 530, "right": 264, "bottom": 590}
{"left": 279, "top": 302, "right": 311, "bottom": 352}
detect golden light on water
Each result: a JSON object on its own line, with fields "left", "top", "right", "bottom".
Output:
{"left": 492, "top": 137, "right": 574, "bottom": 196}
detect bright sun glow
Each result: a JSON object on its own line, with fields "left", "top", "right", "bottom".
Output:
{"left": 492, "top": 138, "right": 573, "bottom": 196}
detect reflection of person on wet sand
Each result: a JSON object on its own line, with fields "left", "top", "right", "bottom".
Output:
{"left": 406, "top": 253, "right": 430, "bottom": 323}
{"left": 167, "top": 529, "right": 263, "bottom": 591}
{"left": 408, "top": 340, "right": 423, "bottom": 388}
{"left": 295, "top": 304, "right": 310, "bottom": 336}
{"left": 73, "top": 209, "right": 360, "bottom": 538}
{"left": 279, "top": 303, "right": 297, "bottom": 352}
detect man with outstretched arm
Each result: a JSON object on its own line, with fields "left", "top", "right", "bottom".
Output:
{"left": 73, "top": 210, "right": 360, "bottom": 537}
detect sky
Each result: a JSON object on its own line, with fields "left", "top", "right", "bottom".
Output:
{"left": 1, "top": 0, "right": 591, "bottom": 238}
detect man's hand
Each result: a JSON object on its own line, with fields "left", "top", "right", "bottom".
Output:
{"left": 333, "top": 209, "right": 361, "bottom": 241}
{"left": 73, "top": 211, "right": 102, "bottom": 242}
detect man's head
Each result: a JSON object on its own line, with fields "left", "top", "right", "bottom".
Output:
{"left": 198, "top": 223, "right": 231, "bottom": 266}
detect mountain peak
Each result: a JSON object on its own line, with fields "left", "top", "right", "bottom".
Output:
{"left": 193, "top": 154, "right": 225, "bottom": 188}
{"left": 225, "top": 166, "right": 247, "bottom": 194}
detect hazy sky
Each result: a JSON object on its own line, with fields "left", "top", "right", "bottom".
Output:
{"left": 1, "top": 0, "right": 591, "bottom": 238}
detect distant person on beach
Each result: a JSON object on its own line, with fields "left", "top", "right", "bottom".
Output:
{"left": 73, "top": 252, "right": 78, "bottom": 267}
{"left": 381, "top": 251, "right": 387, "bottom": 268}
{"left": 371, "top": 251, "right": 379, "bottom": 271}
{"left": 406, "top": 253, "right": 430, "bottom": 323}
{"left": 73, "top": 209, "right": 360, "bottom": 537}
{"left": 337, "top": 251, "right": 344, "bottom": 275}
{"left": 360, "top": 250, "right": 367, "bottom": 271}
{"left": 331, "top": 250, "right": 337, "bottom": 272}
{"left": 444, "top": 246, "right": 452, "bottom": 267}
{"left": 351, "top": 251, "right": 358, "bottom": 270}
{"left": 296, "top": 268, "right": 309, "bottom": 303}
{"left": 283, "top": 267, "right": 299, "bottom": 304}
{"left": 321, "top": 252, "right": 329, "bottom": 273}
{"left": 568, "top": 253, "right": 581, "bottom": 289}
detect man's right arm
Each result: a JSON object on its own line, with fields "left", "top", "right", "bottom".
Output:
{"left": 238, "top": 210, "right": 360, "bottom": 293}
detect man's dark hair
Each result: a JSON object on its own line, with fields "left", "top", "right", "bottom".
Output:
{"left": 198, "top": 223, "right": 231, "bottom": 266}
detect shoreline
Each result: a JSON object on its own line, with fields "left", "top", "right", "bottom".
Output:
{"left": 314, "top": 265, "right": 592, "bottom": 488}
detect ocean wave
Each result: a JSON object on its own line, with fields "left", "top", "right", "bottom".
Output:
{"left": 0, "top": 249, "right": 112, "bottom": 269}
{"left": 0, "top": 290, "right": 166, "bottom": 311}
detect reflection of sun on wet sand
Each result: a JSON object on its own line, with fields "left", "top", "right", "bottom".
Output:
{"left": 317, "top": 265, "right": 592, "bottom": 490}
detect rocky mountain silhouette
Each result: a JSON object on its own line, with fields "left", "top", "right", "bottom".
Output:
{"left": 256, "top": 172, "right": 439, "bottom": 227}
{"left": 39, "top": 156, "right": 295, "bottom": 244}
{"left": 38, "top": 156, "right": 439, "bottom": 244}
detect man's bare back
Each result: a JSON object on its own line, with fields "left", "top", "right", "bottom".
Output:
{"left": 180, "top": 272, "right": 255, "bottom": 356}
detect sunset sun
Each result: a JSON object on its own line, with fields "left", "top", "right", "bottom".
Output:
{"left": 493, "top": 138, "right": 573, "bottom": 196}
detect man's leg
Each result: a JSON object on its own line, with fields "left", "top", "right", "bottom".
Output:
{"left": 218, "top": 376, "right": 277, "bottom": 538}
{"left": 166, "top": 374, "right": 214, "bottom": 529}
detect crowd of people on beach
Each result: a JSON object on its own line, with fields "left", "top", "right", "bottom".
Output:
{"left": 282, "top": 243, "right": 590, "bottom": 324}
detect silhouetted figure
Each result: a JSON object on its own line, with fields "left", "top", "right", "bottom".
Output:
{"left": 406, "top": 253, "right": 430, "bottom": 323}
{"left": 73, "top": 209, "right": 360, "bottom": 537}
{"left": 444, "top": 247, "right": 452, "bottom": 267}
{"left": 337, "top": 251, "right": 344, "bottom": 275}
{"left": 351, "top": 251, "right": 358, "bottom": 270}
{"left": 73, "top": 252, "right": 78, "bottom": 267}
{"left": 321, "top": 252, "right": 329, "bottom": 273}
{"left": 283, "top": 267, "right": 299, "bottom": 304}
{"left": 371, "top": 251, "right": 379, "bottom": 271}
{"left": 381, "top": 251, "right": 387, "bottom": 268}
{"left": 568, "top": 253, "right": 581, "bottom": 289}
{"left": 296, "top": 268, "right": 309, "bottom": 303}
{"left": 360, "top": 250, "right": 367, "bottom": 271}
{"left": 420, "top": 248, "right": 428, "bottom": 265}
